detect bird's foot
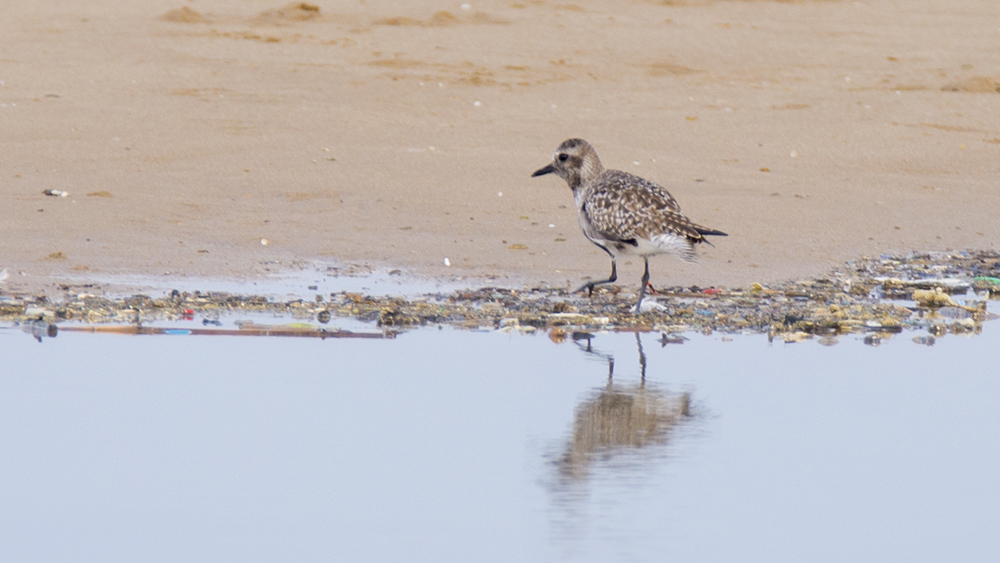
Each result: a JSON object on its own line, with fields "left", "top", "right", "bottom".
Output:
{"left": 573, "top": 281, "right": 598, "bottom": 296}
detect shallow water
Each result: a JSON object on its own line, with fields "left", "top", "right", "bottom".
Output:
{"left": 56, "top": 265, "right": 476, "bottom": 299}
{"left": 3, "top": 320, "right": 999, "bottom": 562}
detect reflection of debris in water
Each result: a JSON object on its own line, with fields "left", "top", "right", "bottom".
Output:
{"left": 58, "top": 322, "right": 392, "bottom": 339}
{"left": 22, "top": 318, "right": 58, "bottom": 343}
{"left": 558, "top": 333, "right": 691, "bottom": 481}
{"left": 659, "top": 332, "right": 687, "bottom": 346}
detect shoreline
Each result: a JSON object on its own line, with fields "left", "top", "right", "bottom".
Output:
{"left": 4, "top": 250, "right": 998, "bottom": 346}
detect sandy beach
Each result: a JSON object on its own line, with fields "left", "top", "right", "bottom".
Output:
{"left": 3, "top": 0, "right": 1000, "bottom": 296}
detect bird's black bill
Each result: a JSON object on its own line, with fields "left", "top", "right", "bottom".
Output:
{"left": 531, "top": 164, "right": 555, "bottom": 177}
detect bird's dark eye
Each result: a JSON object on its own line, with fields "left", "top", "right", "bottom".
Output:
{"left": 557, "top": 153, "right": 569, "bottom": 162}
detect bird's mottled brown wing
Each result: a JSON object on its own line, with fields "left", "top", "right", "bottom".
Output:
{"left": 584, "top": 170, "right": 707, "bottom": 242}
{"left": 600, "top": 170, "right": 681, "bottom": 211}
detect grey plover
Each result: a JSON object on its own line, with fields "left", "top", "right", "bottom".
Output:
{"left": 532, "top": 138, "right": 727, "bottom": 312}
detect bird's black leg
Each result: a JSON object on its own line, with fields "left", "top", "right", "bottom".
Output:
{"left": 574, "top": 245, "right": 618, "bottom": 296}
{"left": 634, "top": 257, "right": 651, "bottom": 313}
{"left": 574, "top": 260, "right": 617, "bottom": 296}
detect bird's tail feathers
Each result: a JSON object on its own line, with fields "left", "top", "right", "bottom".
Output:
{"left": 650, "top": 233, "right": 699, "bottom": 263}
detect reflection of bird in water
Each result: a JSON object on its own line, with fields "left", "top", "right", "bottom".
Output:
{"left": 558, "top": 333, "right": 691, "bottom": 481}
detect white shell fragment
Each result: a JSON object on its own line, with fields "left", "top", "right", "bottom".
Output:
{"left": 638, "top": 300, "right": 667, "bottom": 313}
{"left": 443, "top": 257, "right": 451, "bottom": 267}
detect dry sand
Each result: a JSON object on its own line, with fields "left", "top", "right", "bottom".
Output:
{"left": 3, "top": 0, "right": 1000, "bottom": 295}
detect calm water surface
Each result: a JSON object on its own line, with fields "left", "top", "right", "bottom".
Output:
{"left": 2, "top": 319, "right": 999, "bottom": 562}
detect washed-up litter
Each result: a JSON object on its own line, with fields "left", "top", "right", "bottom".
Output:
{"left": 878, "top": 277, "right": 971, "bottom": 290}
{"left": 1, "top": 251, "right": 999, "bottom": 344}
{"left": 912, "top": 288, "right": 959, "bottom": 307}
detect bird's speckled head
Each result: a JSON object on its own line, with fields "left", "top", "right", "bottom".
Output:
{"left": 531, "top": 138, "right": 605, "bottom": 190}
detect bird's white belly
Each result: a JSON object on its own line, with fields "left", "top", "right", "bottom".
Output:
{"left": 576, "top": 203, "right": 697, "bottom": 261}
{"left": 588, "top": 231, "right": 695, "bottom": 261}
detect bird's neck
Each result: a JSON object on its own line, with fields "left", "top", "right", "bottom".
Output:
{"left": 569, "top": 156, "right": 605, "bottom": 192}
{"left": 581, "top": 155, "right": 605, "bottom": 183}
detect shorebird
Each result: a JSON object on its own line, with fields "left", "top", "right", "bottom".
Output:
{"left": 532, "top": 138, "right": 727, "bottom": 312}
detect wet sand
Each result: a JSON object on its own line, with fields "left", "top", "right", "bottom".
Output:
{"left": 3, "top": 0, "right": 1000, "bottom": 296}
